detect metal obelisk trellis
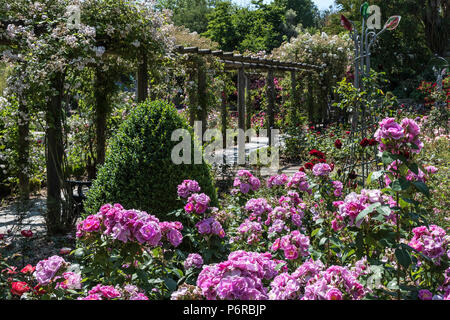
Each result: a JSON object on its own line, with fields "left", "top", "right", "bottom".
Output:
{"left": 340, "top": 3, "right": 401, "bottom": 185}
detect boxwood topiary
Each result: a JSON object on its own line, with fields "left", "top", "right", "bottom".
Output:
{"left": 83, "top": 99, "right": 218, "bottom": 220}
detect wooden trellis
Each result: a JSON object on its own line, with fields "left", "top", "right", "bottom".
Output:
{"left": 168, "top": 45, "right": 323, "bottom": 146}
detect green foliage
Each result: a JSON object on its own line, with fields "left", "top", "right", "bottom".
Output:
{"left": 84, "top": 99, "right": 218, "bottom": 220}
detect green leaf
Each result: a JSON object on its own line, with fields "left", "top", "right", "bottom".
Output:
{"left": 391, "top": 178, "right": 410, "bottom": 192}
{"left": 319, "top": 237, "right": 328, "bottom": 246}
{"left": 412, "top": 181, "right": 430, "bottom": 198}
{"left": 406, "top": 162, "right": 419, "bottom": 175}
{"left": 381, "top": 151, "right": 395, "bottom": 165}
{"left": 163, "top": 277, "right": 178, "bottom": 291}
{"left": 356, "top": 202, "right": 381, "bottom": 223}
{"left": 395, "top": 247, "right": 412, "bottom": 269}
{"left": 376, "top": 205, "right": 391, "bottom": 216}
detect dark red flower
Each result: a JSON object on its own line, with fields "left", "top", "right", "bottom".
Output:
{"left": 309, "top": 149, "right": 325, "bottom": 159}
{"left": 368, "top": 139, "right": 378, "bottom": 146}
{"left": 21, "top": 230, "right": 33, "bottom": 238}
{"left": 318, "top": 158, "right": 327, "bottom": 163}
{"left": 298, "top": 167, "right": 305, "bottom": 172}
{"left": 34, "top": 284, "right": 46, "bottom": 295}
{"left": 360, "top": 138, "right": 370, "bottom": 147}
{"left": 345, "top": 131, "right": 350, "bottom": 135}
{"left": 349, "top": 171, "right": 357, "bottom": 180}
{"left": 11, "top": 281, "right": 30, "bottom": 297}
{"left": 334, "top": 139, "right": 342, "bottom": 149}
{"left": 304, "top": 162, "right": 314, "bottom": 169}
{"left": 330, "top": 163, "right": 335, "bottom": 171}
{"left": 330, "top": 133, "right": 335, "bottom": 137}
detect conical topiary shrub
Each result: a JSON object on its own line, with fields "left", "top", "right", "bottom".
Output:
{"left": 83, "top": 99, "right": 218, "bottom": 220}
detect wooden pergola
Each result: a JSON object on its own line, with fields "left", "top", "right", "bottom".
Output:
{"left": 162, "top": 45, "right": 323, "bottom": 146}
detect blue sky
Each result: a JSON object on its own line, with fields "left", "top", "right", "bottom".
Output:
{"left": 232, "top": 0, "right": 336, "bottom": 11}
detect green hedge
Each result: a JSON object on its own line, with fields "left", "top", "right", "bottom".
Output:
{"left": 83, "top": 99, "right": 218, "bottom": 220}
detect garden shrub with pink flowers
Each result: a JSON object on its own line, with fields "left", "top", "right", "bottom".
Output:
{"left": 2, "top": 116, "right": 449, "bottom": 300}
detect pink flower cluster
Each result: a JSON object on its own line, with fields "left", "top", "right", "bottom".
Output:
{"left": 232, "top": 170, "right": 261, "bottom": 194}
{"left": 237, "top": 219, "right": 263, "bottom": 245}
{"left": 408, "top": 225, "right": 449, "bottom": 264}
{"left": 34, "top": 255, "right": 67, "bottom": 286}
{"left": 55, "top": 272, "right": 82, "bottom": 290}
{"left": 196, "top": 251, "right": 279, "bottom": 300}
{"left": 195, "top": 217, "right": 225, "bottom": 238}
{"left": 332, "top": 189, "right": 396, "bottom": 230}
{"left": 312, "top": 163, "right": 332, "bottom": 176}
{"left": 271, "top": 230, "right": 310, "bottom": 260}
{"left": 268, "top": 259, "right": 323, "bottom": 300}
{"left": 374, "top": 117, "right": 423, "bottom": 154}
{"left": 267, "top": 174, "right": 288, "bottom": 188}
{"left": 286, "top": 172, "right": 311, "bottom": 194}
{"left": 76, "top": 203, "right": 183, "bottom": 248}
{"left": 177, "top": 179, "right": 201, "bottom": 198}
{"left": 244, "top": 198, "right": 272, "bottom": 220}
{"left": 185, "top": 193, "right": 211, "bottom": 214}
{"left": 269, "top": 260, "right": 367, "bottom": 300}
{"left": 184, "top": 253, "right": 204, "bottom": 270}
{"left": 332, "top": 180, "right": 343, "bottom": 197}
{"left": 79, "top": 284, "right": 148, "bottom": 300}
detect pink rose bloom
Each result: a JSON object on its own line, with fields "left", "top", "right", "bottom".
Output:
{"left": 82, "top": 215, "right": 101, "bottom": 232}
{"left": 312, "top": 163, "right": 332, "bottom": 176}
{"left": 284, "top": 245, "right": 299, "bottom": 260}
{"left": 326, "top": 288, "right": 343, "bottom": 300}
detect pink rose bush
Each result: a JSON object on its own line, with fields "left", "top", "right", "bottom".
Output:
{"left": 408, "top": 225, "right": 449, "bottom": 265}
{"left": 374, "top": 117, "right": 424, "bottom": 154}
{"left": 76, "top": 203, "right": 183, "bottom": 248}
{"left": 269, "top": 260, "right": 367, "bottom": 300}
{"left": 195, "top": 251, "right": 279, "bottom": 300}
{"left": 232, "top": 170, "right": 261, "bottom": 194}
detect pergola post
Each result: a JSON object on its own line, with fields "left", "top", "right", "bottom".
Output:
{"left": 245, "top": 73, "right": 252, "bottom": 134}
{"left": 290, "top": 70, "right": 299, "bottom": 121}
{"left": 46, "top": 72, "right": 65, "bottom": 235}
{"left": 136, "top": 51, "right": 148, "bottom": 102}
{"left": 198, "top": 60, "right": 207, "bottom": 136}
{"left": 267, "top": 68, "right": 275, "bottom": 146}
{"left": 188, "top": 59, "right": 198, "bottom": 127}
{"left": 237, "top": 67, "right": 246, "bottom": 133}
{"left": 221, "top": 91, "right": 227, "bottom": 149}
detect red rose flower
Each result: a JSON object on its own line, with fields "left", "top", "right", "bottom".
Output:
{"left": 318, "top": 158, "right": 326, "bottom": 163}
{"left": 360, "top": 138, "right": 370, "bottom": 147}
{"left": 11, "top": 281, "right": 30, "bottom": 297}
{"left": 345, "top": 131, "right": 350, "bottom": 135}
{"left": 298, "top": 167, "right": 305, "bottom": 172}
{"left": 349, "top": 171, "right": 357, "bottom": 180}
{"left": 368, "top": 138, "right": 378, "bottom": 146}
{"left": 21, "top": 230, "right": 33, "bottom": 238}
{"left": 21, "top": 265, "right": 35, "bottom": 274}
{"left": 334, "top": 139, "right": 342, "bottom": 149}
{"left": 304, "top": 162, "right": 314, "bottom": 169}
{"left": 309, "top": 149, "right": 325, "bottom": 159}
